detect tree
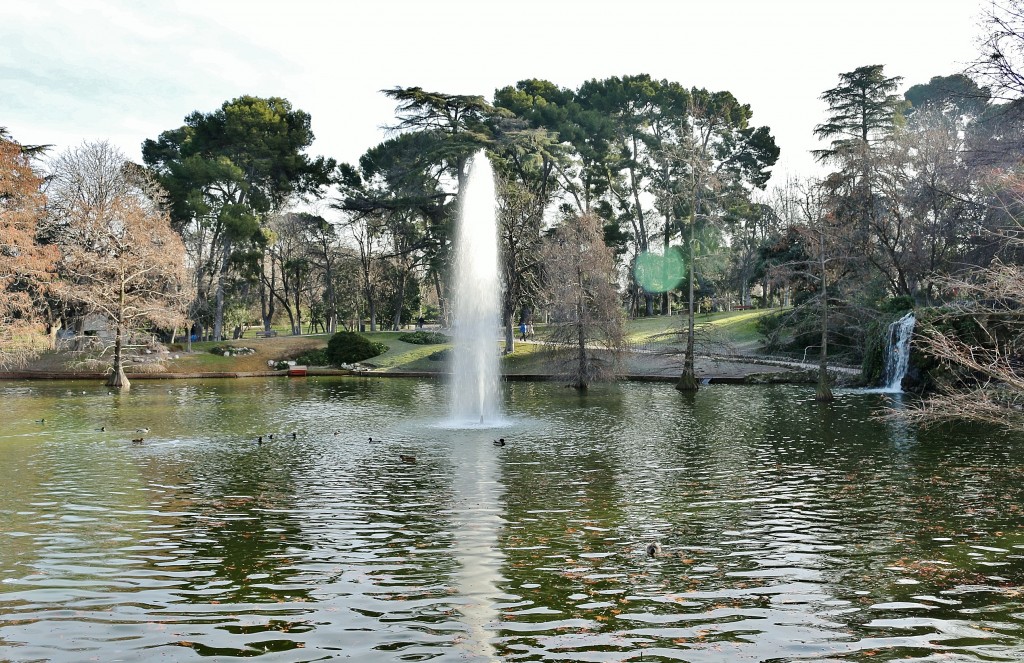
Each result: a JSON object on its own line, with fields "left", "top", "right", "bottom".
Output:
{"left": 47, "top": 142, "right": 188, "bottom": 388}
{"left": 541, "top": 212, "right": 624, "bottom": 390}
{"left": 763, "top": 179, "right": 859, "bottom": 401}
{"left": 0, "top": 129, "right": 58, "bottom": 367}
{"left": 969, "top": 0, "right": 1024, "bottom": 103}
{"left": 142, "top": 96, "right": 335, "bottom": 341}
{"left": 674, "top": 89, "right": 780, "bottom": 391}
{"left": 334, "top": 132, "right": 447, "bottom": 330}
{"left": 813, "top": 64, "right": 907, "bottom": 161}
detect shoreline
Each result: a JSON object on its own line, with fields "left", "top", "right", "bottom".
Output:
{"left": 0, "top": 365, "right": 824, "bottom": 385}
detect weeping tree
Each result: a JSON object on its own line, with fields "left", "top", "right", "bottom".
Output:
{"left": 541, "top": 212, "right": 624, "bottom": 390}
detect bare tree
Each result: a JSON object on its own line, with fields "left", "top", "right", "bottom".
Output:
{"left": 970, "top": 0, "right": 1024, "bottom": 103}
{"left": 766, "top": 179, "right": 856, "bottom": 401}
{"left": 0, "top": 131, "right": 59, "bottom": 367}
{"left": 47, "top": 142, "right": 188, "bottom": 388}
{"left": 497, "top": 177, "right": 544, "bottom": 353}
{"left": 541, "top": 212, "right": 624, "bottom": 390}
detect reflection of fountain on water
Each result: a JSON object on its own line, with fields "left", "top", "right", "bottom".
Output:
{"left": 449, "top": 436, "right": 505, "bottom": 659}
{"left": 449, "top": 151, "right": 503, "bottom": 427}
{"left": 881, "top": 311, "right": 915, "bottom": 392}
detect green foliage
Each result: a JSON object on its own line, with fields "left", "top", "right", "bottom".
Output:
{"left": 860, "top": 318, "right": 887, "bottom": 384}
{"left": 813, "top": 64, "right": 908, "bottom": 161}
{"left": 427, "top": 349, "right": 451, "bottom": 362}
{"left": 398, "top": 331, "right": 448, "bottom": 345}
{"left": 293, "top": 348, "right": 329, "bottom": 366}
{"left": 878, "top": 295, "right": 915, "bottom": 315}
{"left": 905, "top": 74, "right": 990, "bottom": 117}
{"left": 325, "top": 331, "right": 387, "bottom": 366}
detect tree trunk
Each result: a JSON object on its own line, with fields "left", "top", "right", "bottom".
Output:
{"left": 47, "top": 318, "right": 62, "bottom": 350}
{"left": 213, "top": 238, "right": 232, "bottom": 342}
{"left": 816, "top": 235, "right": 833, "bottom": 402}
{"left": 325, "top": 261, "right": 337, "bottom": 334}
{"left": 432, "top": 272, "right": 447, "bottom": 328}
{"left": 676, "top": 215, "right": 699, "bottom": 392}
{"left": 502, "top": 299, "right": 515, "bottom": 354}
{"left": 107, "top": 325, "right": 130, "bottom": 389}
{"left": 392, "top": 272, "right": 406, "bottom": 331}
{"left": 293, "top": 264, "right": 302, "bottom": 335}
{"left": 575, "top": 317, "right": 588, "bottom": 391}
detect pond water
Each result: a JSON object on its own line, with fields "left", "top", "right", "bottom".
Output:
{"left": 1, "top": 378, "right": 1024, "bottom": 662}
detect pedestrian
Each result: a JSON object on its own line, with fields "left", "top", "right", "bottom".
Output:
{"left": 519, "top": 322, "right": 527, "bottom": 341}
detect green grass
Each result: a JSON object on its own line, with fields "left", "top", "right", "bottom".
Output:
{"left": 623, "top": 309, "right": 773, "bottom": 349}
{"left": 359, "top": 332, "right": 452, "bottom": 371}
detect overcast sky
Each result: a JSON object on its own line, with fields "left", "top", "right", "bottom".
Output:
{"left": 3, "top": 0, "right": 983, "bottom": 187}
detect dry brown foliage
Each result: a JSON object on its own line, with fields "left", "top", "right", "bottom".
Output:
{"left": 0, "top": 136, "right": 59, "bottom": 367}
{"left": 541, "top": 212, "right": 624, "bottom": 389}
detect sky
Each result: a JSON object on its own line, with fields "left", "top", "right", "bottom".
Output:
{"left": 3, "top": 0, "right": 984, "bottom": 190}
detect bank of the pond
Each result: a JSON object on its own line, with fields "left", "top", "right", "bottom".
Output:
{"left": 0, "top": 362, "right": 841, "bottom": 386}
{"left": 2, "top": 315, "right": 861, "bottom": 385}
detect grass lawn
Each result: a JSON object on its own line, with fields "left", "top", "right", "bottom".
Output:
{"left": 16, "top": 311, "right": 780, "bottom": 376}
{"left": 359, "top": 332, "right": 451, "bottom": 371}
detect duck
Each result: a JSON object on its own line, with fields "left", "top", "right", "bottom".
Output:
{"left": 136, "top": 428, "right": 150, "bottom": 433}
{"left": 291, "top": 432, "right": 297, "bottom": 440}
{"left": 399, "top": 454, "right": 416, "bottom": 464}
{"left": 34, "top": 418, "right": 45, "bottom": 424}
{"left": 493, "top": 438, "right": 506, "bottom": 447}
{"left": 131, "top": 437, "right": 144, "bottom": 445}
{"left": 368, "top": 436, "right": 379, "bottom": 443}
{"left": 98, "top": 426, "right": 105, "bottom": 432}
{"left": 646, "top": 541, "right": 662, "bottom": 557}
{"left": 256, "top": 435, "right": 263, "bottom": 445}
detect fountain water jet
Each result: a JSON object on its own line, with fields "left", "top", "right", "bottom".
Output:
{"left": 449, "top": 151, "right": 503, "bottom": 426}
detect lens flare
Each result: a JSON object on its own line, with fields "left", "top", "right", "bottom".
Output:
{"left": 634, "top": 250, "right": 686, "bottom": 293}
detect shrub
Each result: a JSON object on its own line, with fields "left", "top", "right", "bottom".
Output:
{"left": 294, "top": 348, "right": 329, "bottom": 366}
{"left": 427, "top": 348, "right": 451, "bottom": 362}
{"left": 398, "top": 331, "right": 448, "bottom": 345}
{"left": 326, "top": 332, "right": 387, "bottom": 366}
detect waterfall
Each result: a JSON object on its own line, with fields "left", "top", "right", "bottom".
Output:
{"left": 449, "top": 151, "right": 503, "bottom": 425}
{"left": 881, "top": 312, "right": 915, "bottom": 392}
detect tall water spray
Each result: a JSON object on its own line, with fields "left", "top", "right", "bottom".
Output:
{"left": 449, "top": 151, "right": 503, "bottom": 425}
{"left": 881, "top": 311, "right": 916, "bottom": 392}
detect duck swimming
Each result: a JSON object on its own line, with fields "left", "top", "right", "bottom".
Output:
{"left": 399, "top": 454, "right": 416, "bottom": 464}
{"left": 131, "top": 437, "right": 144, "bottom": 445}
{"left": 493, "top": 438, "right": 506, "bottom": 447}
{"left": 646, "top": 541, "right": 662, "bottom": 557}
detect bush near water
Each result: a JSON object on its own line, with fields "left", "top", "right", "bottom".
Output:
{"left": 398, "top": 331, "right": 448, "bottom": 345}
{"left": 326, "top": 331, "right": 388, "bottom": 366}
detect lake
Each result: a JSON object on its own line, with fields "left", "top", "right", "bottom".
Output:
{"left": 1, "top": 377, "right": 1023, "bottom": 662}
